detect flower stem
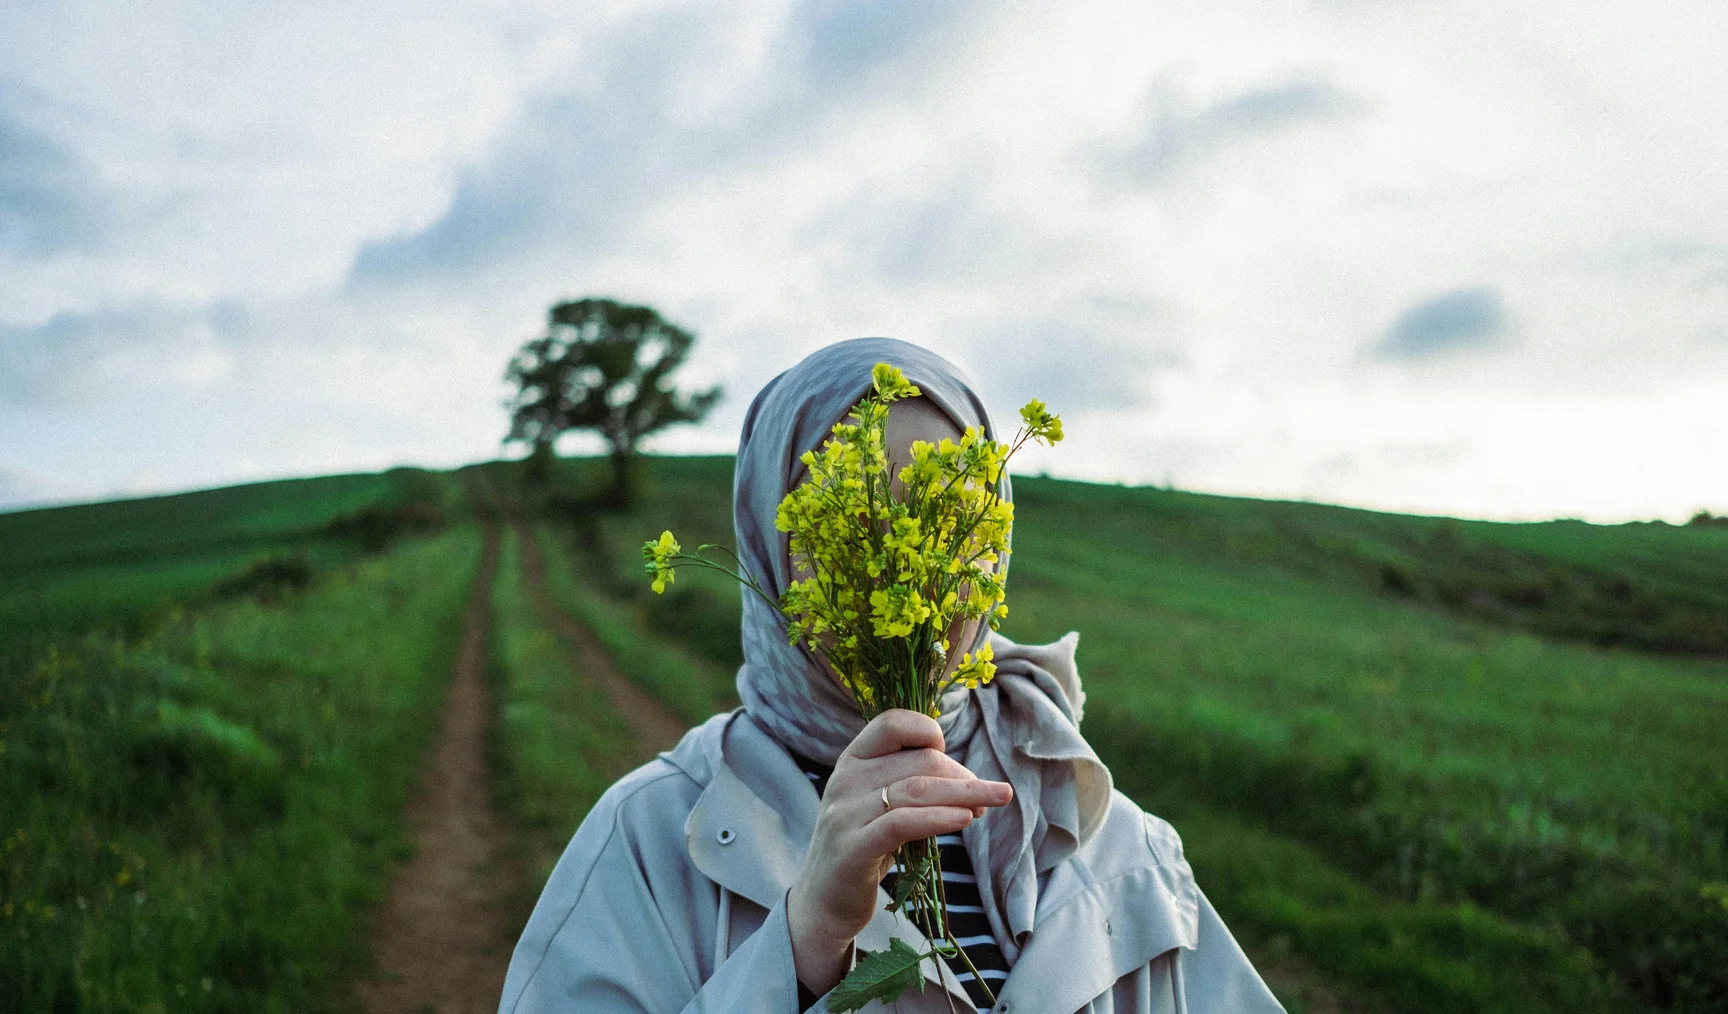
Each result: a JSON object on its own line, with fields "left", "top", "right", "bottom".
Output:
{"left": 931, "top": 841, "right": 997, "bottom": 1006}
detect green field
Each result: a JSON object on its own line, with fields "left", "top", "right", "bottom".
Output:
{"left": 0, "top": 469, "right": 450, "bottom": 670}
{"left": 485, "top": 524, "right": 635, "bottom": 881}
{"left": 3, "top": 456, "right": 1725, "bottom": 1012}
{"left": 528, "top": 455, "right": 1728, "bottom": 1014}
{"left": 0, "top": 471, "right": 471, "bottom": 1011}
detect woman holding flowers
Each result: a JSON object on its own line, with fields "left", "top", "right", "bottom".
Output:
{"left": 498, "top": 338, "right": 1283, "bottom": 1014}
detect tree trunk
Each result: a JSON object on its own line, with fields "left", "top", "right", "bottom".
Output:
{"left": 606, "top": 445, "right": 635, "bottom": 509}
{"left": 526, "top": 440, "right": 556, "bottom": 484}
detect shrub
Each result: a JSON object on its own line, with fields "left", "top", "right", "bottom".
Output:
{"left": 212, "top": 554, "right": 314, "bottom": 602}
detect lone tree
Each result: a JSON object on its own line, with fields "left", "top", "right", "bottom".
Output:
{"left": 505, "top": 298, "right": 720, "bottom": 505}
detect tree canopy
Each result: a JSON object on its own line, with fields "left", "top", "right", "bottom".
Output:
{"left": 504, "top": 298, "right": 720, "bottom": 503}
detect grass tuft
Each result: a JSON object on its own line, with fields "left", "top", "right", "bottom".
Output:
{"left": 485, "top": 527, "right": 635, "bottom": 878}
{"left": 0, "top": 529, "right": 479, "bottom": 1012}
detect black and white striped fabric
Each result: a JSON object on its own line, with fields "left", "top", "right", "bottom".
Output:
{"left": 793, "top": 753, "right": 1010, "bottom": 1013}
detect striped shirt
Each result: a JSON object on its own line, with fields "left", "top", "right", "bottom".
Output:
{"left": 792, "top": 753, "right": 1010, "bottom": 1014}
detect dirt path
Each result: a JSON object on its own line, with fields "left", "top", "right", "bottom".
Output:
{"left": 358, "top": 516, "right": 686, "bottom": 1014}
{"left": 359, "top": 509, "right": 1360, "bottom": 1014}
{"left": 514, "top": 521, "right": 687, "bottom": 756}
{"left": 359, "top": 522, "right": 519, "bottom": 1014}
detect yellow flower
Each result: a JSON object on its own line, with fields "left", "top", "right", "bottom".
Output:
{"left": 641, "top": 530, "right": 682, "bottom": 594}
{"left": 758, "top": 361, "right": 1055, "bottom": 721}
{"left": 1019, "top": 398, "right": 1064, "bottom": 445}
{"left": 871, "top": 362, "right": 922, "bottom": 401}
{"left": 955, "top": 642, "right": 997, "bottom": 689}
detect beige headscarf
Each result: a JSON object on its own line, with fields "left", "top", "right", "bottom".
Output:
{"left": 731, "top": 337, "right": 1113, "bottom": 963}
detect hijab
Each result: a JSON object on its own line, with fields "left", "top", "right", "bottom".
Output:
{"left": 732, "top": 337, "right": 1113, "bottom": 963}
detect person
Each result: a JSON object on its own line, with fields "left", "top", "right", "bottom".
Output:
{"left": 497, "top": 338, "right": 1285, "bottom": 1013}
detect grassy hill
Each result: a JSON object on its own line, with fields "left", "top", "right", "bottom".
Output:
{"left": 3, "top": 456, "right": 1725, "bottom": 1012}
{"left": 539, "top": 454, "right": 1728, "bottom": 1014}
{"left": 0, "top": 469, "right": 470, "bottom": 1011}
{"left": 0, "top": 468, "right": 448, "bottom": 669}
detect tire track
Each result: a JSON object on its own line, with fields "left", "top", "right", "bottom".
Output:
{"left": 360, "top": 521, "right": 519, "bottom": 1014}
{"left": 513, "top": 521, "right": 687, "bottom": 757}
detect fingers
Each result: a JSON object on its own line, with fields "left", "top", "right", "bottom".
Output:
{"left": 820, "top": 708, "right": 1016, "bottom": 862}
{"left": 860, "top": 806, "right": 979, "bottom": 854}
{"left": 888, "top": 774, "right": 1013, "bottom": 811}
{"left": 845, "top": 709, "right": 944, "bottom": 760}
{"left": 884, "top": 775, "right": 1010, "bottom": 821}
{"left": 827, "top": 711, "right": 1013, "bottom": 821}
{"left": 825, "top": 775, "right": 1013, "bottom": 837}
{"left": 884, "top": 752, "right": 991, "bottom": 819}
{"left": 835, "top": 746, "right": 973, "bottom": 793}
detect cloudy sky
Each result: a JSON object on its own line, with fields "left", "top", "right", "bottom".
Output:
{"left": 3, "top": 0, "right": 1725, "bottom": 522}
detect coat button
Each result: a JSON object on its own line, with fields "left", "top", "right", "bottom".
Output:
{"left": 995, "top": 1004, "right": 1010, "bottom": 1013}
{"left": 1106, "top": 919, "right": 1113, "bottom": 936}
{"left": 716, "top": 827, "right": 736, "bottom": 845}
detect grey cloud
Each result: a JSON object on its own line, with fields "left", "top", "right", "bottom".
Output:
{"left": 799, "top": 174, "right": 1173, "bottom": 412}
{"left": 0, "top": 302, "right": 232, "bottom": 406}
{"left": 1106, "top": 72, "right": 1364, "bottom": 185}
{"left": 1374, "top": 286, "right": 1510, "bottom": 360}
{"left": 348, "top": 1, "right": 983, "bottom": 287}
{"left": 870, "top": 195, "right": 1003, "bottom": 285}
{"left": 0, "top": 90, "right": 110, "bottom": 256}
{"left": 963, "top": 294, "right": 1181, "bottom": 414}
{"left": 788, "top": 0, "right": 976, "bottom": 98}
{"left": 1602, "top": 237, "right": 1728, "bottom": 292}
{"left": 348, "top": 9, "right": 708, "bottom": 284}
{"left": 821, "top": 179, "right": 1047, "bottom": 289}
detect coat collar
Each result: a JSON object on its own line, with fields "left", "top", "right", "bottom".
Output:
{"left": 670, "top": 710, "right": 1200, "bottom": 1011}
{"left": 674, "top": 710, "right": 814, "bottom": 913}
{"left": 996, "top": 804, "right": 1201, "bottom": 1012}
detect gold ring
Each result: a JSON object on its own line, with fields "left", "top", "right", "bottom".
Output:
{"left": 880, "top": 786, "right": 892, "bottom": 811}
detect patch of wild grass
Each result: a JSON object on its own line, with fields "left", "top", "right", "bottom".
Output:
{"left": 487, "top": 455, "right": 747, "bottom": 675}
{"left": 0, "top": 528, "right": 479, "bottom": 1012}
{"left": 550, "top": 455, "right": 1728, "bottom": 1011}
{"left": 528, "top": 522, "right": 737, "bottom": 724}
{"left": 0, "top": 469, "right": 452, "bottom": 669}
{"left": 1165, "top": 803, "right": 1633, "bottom": 1014}
{"left": 486, "top": 528, "right": 635, "bottom": 879}
{"left": 1005, "top": 480, "right": 1728, "bottom": 1011}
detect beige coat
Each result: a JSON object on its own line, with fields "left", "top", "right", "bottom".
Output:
{"left": 499, "top": 710, "right": 1286, "bottom": 1013}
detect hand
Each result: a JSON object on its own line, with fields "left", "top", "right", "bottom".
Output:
{"left": 786, "top": 709, "right": 1014, "bottom": 995}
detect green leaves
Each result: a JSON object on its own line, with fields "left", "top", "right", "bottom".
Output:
{"left": 887, "top": 863, "right": 922, "bottom": 913}
{"left": 886, "top": 846, "right": 937, "bottom": 914}
{"left": 504, "top": 297, "right": 720, "bottom": 504}
{"left": 826, "top": 937, "right": 929, "bottom": 1012}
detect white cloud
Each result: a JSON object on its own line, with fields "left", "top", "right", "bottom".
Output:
{"left": 0, "top": 301, "right": 236, "bottom": 406}
{"left": 2, "top": 0, "right": 1726, "bottom": 521}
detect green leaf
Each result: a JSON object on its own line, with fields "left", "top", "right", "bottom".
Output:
{"left": 826, "top": 937, "right": 929, "bottom": 1012}
{"left": 888, "top": 869, "right": 920, "bottom": 913}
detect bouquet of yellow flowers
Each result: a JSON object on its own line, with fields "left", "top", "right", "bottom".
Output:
{"left": 644, "top": 363, "right": 1061, "bottom": 1009}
